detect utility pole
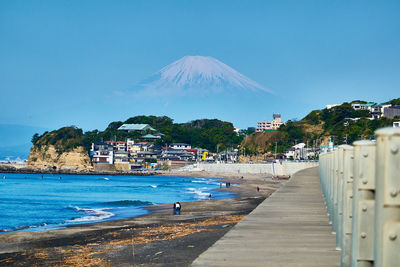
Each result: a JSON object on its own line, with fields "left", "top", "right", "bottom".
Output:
{"left": 306, "top": 140, "right": 309, "bottom": 159}
{"left": 275, "top": 141, "right": 278, "bottom": 160}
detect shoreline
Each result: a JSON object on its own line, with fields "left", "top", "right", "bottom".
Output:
{"left": 0, "top": 166, "right": 161, "bottom": 176}
{"left": 0, "top": 171, "right": 286, "bottom": 266}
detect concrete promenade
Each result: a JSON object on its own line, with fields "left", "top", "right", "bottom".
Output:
{"left": 191, "top": 167, "right": 340, "bottom": 267}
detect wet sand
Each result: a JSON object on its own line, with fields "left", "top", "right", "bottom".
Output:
{"left": 0, "top": 171, "right": 286, "bottom": 266}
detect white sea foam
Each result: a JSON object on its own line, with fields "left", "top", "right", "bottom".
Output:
{"left": 67, "top": 206, "right": 114, "bottom": 222}
{"left": 149, "top": 185, "right": 157, "bottom": 188}
{"left": 191, "top": 180, "right": 205, "bottom": 183}
{"left": 186, "top": 187, "right": 210, "bottom": 200}
{"left": 191, "top": 179, "right": 219, "bottom": 185}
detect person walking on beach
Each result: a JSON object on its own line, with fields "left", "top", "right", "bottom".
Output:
{"left": 209, "top": 193, "right": 212, "bottom": 200}
{"left": 175, "top": 202, "right": 181, "bottom": 215}
{"left": 173, "top": 202, "right": 181, "bottom": 215}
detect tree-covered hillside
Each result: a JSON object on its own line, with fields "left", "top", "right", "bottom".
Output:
{"left": 31, "top": 116, "right": 243, "bottom": 154}
{"left": 241, "top": 99, "right": 399, "bottom": 155}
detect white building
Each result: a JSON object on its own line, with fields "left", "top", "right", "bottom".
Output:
{"left": 256, "top": 114, "right": 283, "bottom": 132}
{"left": 126, "top": 139, "right": 135, "bottom": 151}
{"left": 285, "top": 143, "right": 312, "bottom": 160}
{"left": 90, "top": 142, "right": 114, "bottom": 164}
{"left": 170, "top": 143, "right": 192, "bottom": 150}
{"left": 351, "top": 102, "right": 375, "bottom": 111}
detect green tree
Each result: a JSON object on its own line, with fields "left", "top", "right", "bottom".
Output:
{"left": 31, "top": 133, "right": 40, "bottom": 144}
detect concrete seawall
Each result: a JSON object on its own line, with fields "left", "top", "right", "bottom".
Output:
{"left": 195, "top": 161, "right": 318, "bottom": 176}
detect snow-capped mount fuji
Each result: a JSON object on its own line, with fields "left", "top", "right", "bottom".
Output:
{"left": 134, "top": 56, "right": 271, "bottom": 95}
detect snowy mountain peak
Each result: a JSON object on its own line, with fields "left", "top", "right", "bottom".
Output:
{"left": 135, "top": 56, "right": 271, "bottom": 95}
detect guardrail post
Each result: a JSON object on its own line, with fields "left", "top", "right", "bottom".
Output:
{"left": 351, "top": 141, "right": 375, "bottom": 267}
{"left": 327, "top": 152, "right": 333, "bottom": 224}
{"left": 329, "top": 151, "right": 335, "bottom": 225}
{"left": 374, "top": 128, "right": 400, "bottom": 267}
{"left": 321, "top": 153, "right": 328, "bottom": 210}
{"left": 336, "top": 146, "right": 345, "bottom": 250}
{"left": 333, "top": 148, "right": 339, "bottom": 237}
{"left": 341, "top": 145, "right": 354, "bottom": 266}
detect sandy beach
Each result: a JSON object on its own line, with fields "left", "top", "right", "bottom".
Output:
{"left": 0, "top": 171, "right": 286, "bottom": 266}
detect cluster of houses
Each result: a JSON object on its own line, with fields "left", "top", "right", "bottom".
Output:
{"left": 283, "top": 102, "right": 400, "bottom": 160}
{"left": 90, "top": 140, "right": 211, "bottom": 170}
{"left": 327, "top": 102, "right": 400, "bottom": 121}
{"left": 88, "top": 123, "right": 213, "bottom": 170}
{"left": 88, "top": 105, "right": 400, "bottom": 168}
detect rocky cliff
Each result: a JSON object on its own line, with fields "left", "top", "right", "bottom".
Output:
{"left": 28, "top": 145, "right": 93, "bottom": 171}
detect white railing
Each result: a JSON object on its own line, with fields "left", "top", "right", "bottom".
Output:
{"left": 319, "top": 127, "right": 400, "bottom": 267}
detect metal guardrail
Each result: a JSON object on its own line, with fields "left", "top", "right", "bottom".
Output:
{"left": 319, "top": 127, "right": 400, "bottom": 267}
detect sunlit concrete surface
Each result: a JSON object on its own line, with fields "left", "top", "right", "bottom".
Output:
{"left": 192, "top": 167, "right": 340, "bottom": 267}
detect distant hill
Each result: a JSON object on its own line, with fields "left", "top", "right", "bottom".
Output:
{"left": 31, "top": 116, "right": 244, "bottom": 154}
{"left": 241, "top": 99, "right": 399, "bottom": 155}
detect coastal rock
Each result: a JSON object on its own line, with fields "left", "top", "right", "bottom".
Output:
{"left": 27, "top": 145, "right": 93, "bottom": 171}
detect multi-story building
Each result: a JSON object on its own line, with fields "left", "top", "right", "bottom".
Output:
{"left": 384, "top": 105, "right": 400, "bottom": 119}
{"left": 369, "top": 104, "right": 392, "bottom": 119}
{"left": 351, "top": 102, "right": 376, "bottom": 111}
{"left": 161, "top": 148, "right": 194, "bottom": 161}
{"left": 115, "top": 141, "right": 126, "bottom": 151}
{"left": 90, "top": 142, "right": 114, "bottom": 164}
{"left": 256, "top": 114, "right": 283, "bottom": 132}
{"left": 126, "top": 139, "right": 135, "bottom": 151}
{"left": 351, "top": 102, "right": 393, "bottom": 119}
{"left": 114, "top": 150, "right": 129, "bottom": 164}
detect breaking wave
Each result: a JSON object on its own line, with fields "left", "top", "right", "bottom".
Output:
{"left": 67, "top": 206, "right": 114, "bottom": 223}
{"left": 186, "top": 187, "right": 210, "bottom": 200}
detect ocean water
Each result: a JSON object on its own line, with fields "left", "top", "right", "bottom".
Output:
{"left": 0, "top": 173, "right": 231, "bottom": 233}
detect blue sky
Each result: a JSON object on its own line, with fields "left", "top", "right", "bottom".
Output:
{"left": 1, "top": 0, "right": 399, "bottom": 131}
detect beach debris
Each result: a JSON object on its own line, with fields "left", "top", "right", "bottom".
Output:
{"left": 0, "top": 215, "right": 246, "bottom": 266}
